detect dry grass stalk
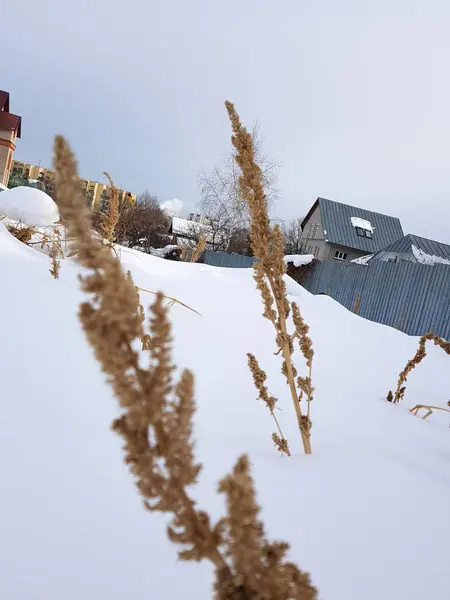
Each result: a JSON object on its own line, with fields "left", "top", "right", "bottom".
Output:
{"left": 410, "top": 404, "right": 450, "bottom": 419}
{"left": 247, "top": 353, "right": 290, "bottom": 456}
{"left": 139, "top": 304, "right": 152, "bottom": 350}
{"left": 127, "top": 270, "right": 153, "bottom": 351}
{"left": 49, "top": 225, "right": 64, "bottom": 279}
{"left": 102, "top": 171, "right": 119, "bottom": 243}
{"left": 191, "top": 233, "right": 206, "bottom": 263}
{"left": 180, "top": 245, "right": 189, "bottom": 262}
{"left": 391, "top": 332, "right": 450, "bottom": 404}
{"left": 226, "top": 101, "right": 314, "bottom": 455}
{"left": 53, "top": 135, "right": 317, "bottom": 599}
{"left": 137, "top": 285, "right": 202, "bottom": 316}
{"left": 7, "top": 224, "right": 35, "bottom": 244}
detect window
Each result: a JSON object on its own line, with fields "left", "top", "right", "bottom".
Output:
{"left": 314, "top": 246, "right": 320, "bottom": 258}
{"left": 307, "top": 223, "right": 314, "bottom": 237}
{"left": 356, "top": 227, "right": 365, "bottom": 237}
{"left": 312, "top": 223, "right": 319, "bottom": 238}
{"left": 364, "top": 230, "right": 372, "bottom": 239}
{"left": 334, "top": 251, "right": 347, "bottom": 261}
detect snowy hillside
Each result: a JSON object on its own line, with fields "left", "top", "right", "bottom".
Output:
{"left": 1, "top": 219, "right": 450, "bottom": 599}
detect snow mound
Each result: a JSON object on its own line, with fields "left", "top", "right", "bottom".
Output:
{"left": 0, "top": 186, "right": 59, "bottom": 226}
{"left": 284, "top": 254, "right": 315, "bottom": 267}
{"left": 1, "top": 234, "right": 450, "bottom": 599}
{"left": 150, "top": 245, "right": 181, "bottom": 258}
{"left": 412, "top": 244, "right": 450, "bottom": 266}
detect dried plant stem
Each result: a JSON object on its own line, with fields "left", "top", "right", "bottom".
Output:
{"left": 53, "top": 134, "right": 317, "bottom": 599}
{"left": 102, "top": 171, "right": 119, "bottom": 243}
{"left": 392, "top": 332, "right": 450, "bottom": 403}
{"left": 248, "top": 353, "right": 290, "bottom": 456}
{"left": 410, "top": 404, "right": 450, "bottom": 419}
{"left": 116, "top": 333, "right": 228, "bottom": 573}
{"left": 274, "top": 285, "right": 312, "bottom": 454}
{"left": 137, "top": 285, "right": 202, "bottom": 316}
{"left": 226, "top": 101, "right": 314, "bottom": 455}
{"left": 191, "top": 234, "right": 206, "bottom": 263}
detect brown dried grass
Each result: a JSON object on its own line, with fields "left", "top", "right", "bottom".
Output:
{"left": 7, "top": 224, "right": 35, "bottom": 244}
{"left": 226, "top": 101, "right": 314, "bottom": 455}
{"left": 390, "top": 332, "right": 450, "bottom": 404}
{"left": 52, "top": 134, "right": 317, "bottom": 599}
{"left": 102, "top": 171, "right": 119, "bottom": 243}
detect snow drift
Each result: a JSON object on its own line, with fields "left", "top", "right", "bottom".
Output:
{"left": 1, "top": 224, "right": 450, "bottom": 600}
{"left": 0, "top": 186, "right": 59, "bottom": 226}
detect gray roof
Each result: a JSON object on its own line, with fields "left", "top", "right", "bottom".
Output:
{"left": 302, "top": 197, "right": 404, "bottom": 253}
{"left": 373, "top": 234, "right": 450, "bottom": 261}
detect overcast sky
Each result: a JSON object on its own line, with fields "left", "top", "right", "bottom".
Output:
{"left": 3, "top": 0, "right": 450, "bottom": 241}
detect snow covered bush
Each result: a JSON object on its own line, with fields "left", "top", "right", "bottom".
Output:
{"left": 0, "top": 186, "right": 59, "bottom": 226}
{"left": 52, "top": 135, "right": 317, "bottom": 600}
{"left": 226, "top": 102, "right": 314, "bottom": 455}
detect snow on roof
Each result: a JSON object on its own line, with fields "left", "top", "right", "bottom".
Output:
{"left": 412, "top": 245, "right": 450, "bottom": 266}
{"left": 0, "top": 186, "right": 59, "bottom": 227}
{"left": 283, "top": 254, "right": 315, "bottom": 267}
{"left": 352, "top": 254, "right": 373, "bottom": 265}
{"left": 351, "top": 217, "right": 374, "bottom": 233}
{"left": 172, "top": 216, "right": 214, "bottom": 243}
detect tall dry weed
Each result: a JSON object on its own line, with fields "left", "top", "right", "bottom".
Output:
{"left": 390, "top": 332, "right": 450, "bottom": 403}
{"left": 226, "top": 102, "right": 314, "bottom": 455}
{"left": 102, "top": 171, "right": 119, "bottom": 243}
{"left": 53, "top": 135, "right": 317, "bottom": 600}
{"left": 191, "top": 233, "right": 206, "bottom": 262}
{"left": 49, "top": 226, "right": 64, "bottom": 279}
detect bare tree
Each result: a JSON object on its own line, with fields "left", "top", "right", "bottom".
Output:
{"left": 114, "top": 190, "right": 170, "bottom": 249}
{"left": 227, "top": 226, "right": 252, "bottom": 256}
{"left": 197, "top": 121, "right": 279, "bottom": 252}
{"left": 280, "top": 217, "right": 304, "bottom": 254}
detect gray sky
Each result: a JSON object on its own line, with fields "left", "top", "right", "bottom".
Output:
{"left": 3, "top": 0, "right": 450, "bottom": 241}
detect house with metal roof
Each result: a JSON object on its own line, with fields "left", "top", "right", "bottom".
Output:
{"left": 300, "top": 197, "right": 404, "bottom": 262}
{"left": 368, "top": 234, "right": 450, "bottom": 266}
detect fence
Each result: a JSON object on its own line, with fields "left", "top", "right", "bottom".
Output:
{"left": 202, "top": 250, "right": 257, "bottom": 268}
{"left": 301, "top": 259, "right": 450, "bottom": 339}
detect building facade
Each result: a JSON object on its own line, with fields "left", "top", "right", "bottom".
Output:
{"left": 0, "top": 91, "right": 22, "bottom": 187}
{"left": 300, "top": 197, "right": 404, "bottom": 262}
{"left": 10, "top": 160, "right": 136, "bottom": 208}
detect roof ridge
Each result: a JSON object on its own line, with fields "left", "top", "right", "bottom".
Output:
{"left": 318, "top": 197, "right": 401, "bottom": 221}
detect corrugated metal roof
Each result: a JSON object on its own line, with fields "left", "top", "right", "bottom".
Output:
{"left": 318, "top": 197, "right": 404, "bottom": 253}
{"left": 373, "top": 234, "right": 450, "bottom": 260}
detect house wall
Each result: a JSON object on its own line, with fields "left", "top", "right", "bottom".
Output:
{"left": 301, "top": 204, "right": 371, "bottom": 262}
{"left": 0, "top": 130, "right": 16, "bottom": 186}
{"left": 327, "top": 243, "right": 368, "bottom": 262}
{"left": 300, "top": 204, "right": 328, "bottom": 260}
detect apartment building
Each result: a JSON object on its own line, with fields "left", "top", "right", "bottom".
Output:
{"left": 10, "top": 160, "right": 137, "bottom": 209}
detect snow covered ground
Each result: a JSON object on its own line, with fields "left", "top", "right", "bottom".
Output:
{"left": 1, "top": 216, "right": 450, "bottom": 599}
